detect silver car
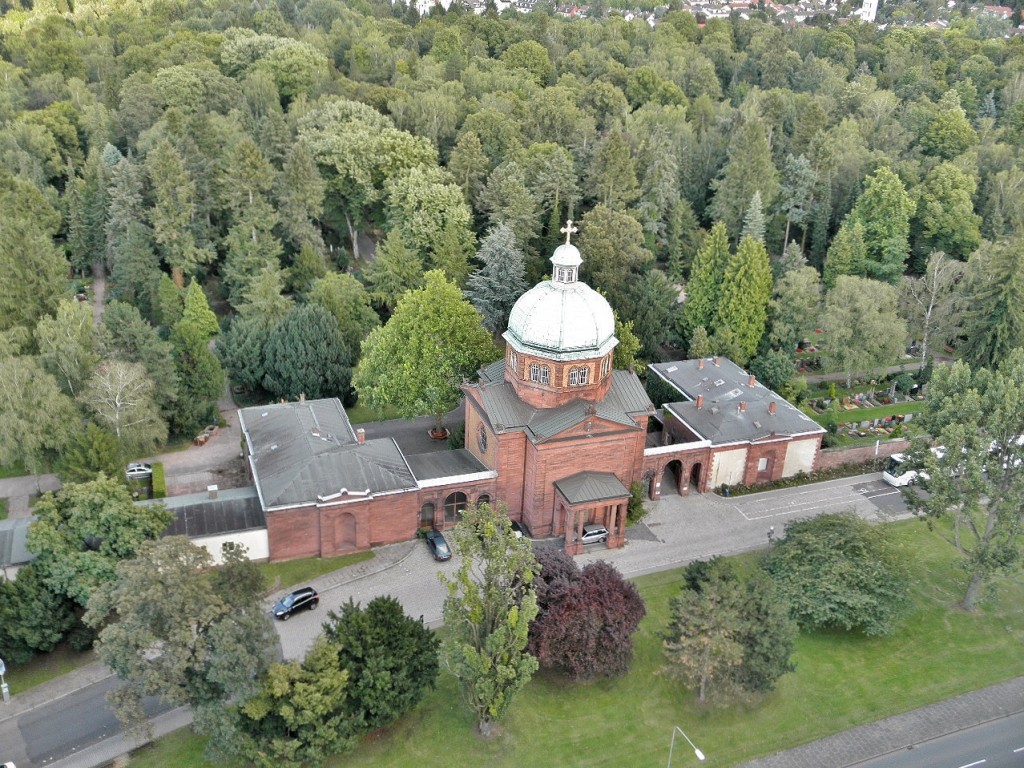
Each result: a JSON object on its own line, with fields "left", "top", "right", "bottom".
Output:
{"left": 577, "top": 524, "right": 609, "bottom": 545}
{"left": 125, "top": 462, "right": 153, "bottom": 479}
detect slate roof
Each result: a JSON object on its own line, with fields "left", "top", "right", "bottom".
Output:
{"left": 0, "top": 516, "right": 35, "bottom": 568}
{"left": 555, "top": 471, "right": 629, "bottom": 505}
{"left": 139, "top": 487, "right": 267, "bottom": 538}
{"left": 240, "top": 399, "right": 418, "bottom": 509}
{"left": 406, "top": 449, "right": 489, "bottom": 481}
{"left": 649, "top": 358, "right": 825, "bottom": 445}
{"left": 471, "top": 364, "right": 653, "bottom": 443}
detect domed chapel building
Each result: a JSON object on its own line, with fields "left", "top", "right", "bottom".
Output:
{"left": 233, "top": 223, "right": 825, "bottom": 562}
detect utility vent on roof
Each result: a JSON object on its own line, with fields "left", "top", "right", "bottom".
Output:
{"left": 667, "top": 365, "right": 678, "bottom": 373}
{"left": 714, "top": 379, "right": 725, "bottom": 387}
{"left": 753, "top": 421, "right": 762, "bottom": 429}
{"left": 725, "top": 388, "right": 742, "bottom": 398}
{"left": 270, "top": 444, "right": 278, "bottom": 450}
{"left": 261, "top": 411, "right": 268, "bottom": 417}
{"left": 711, "top": 406, "right": 720, "bottom": 415}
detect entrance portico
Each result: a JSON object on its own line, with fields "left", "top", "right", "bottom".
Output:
{"left": 555, "top": 471, "right": 630, "bottom": 555}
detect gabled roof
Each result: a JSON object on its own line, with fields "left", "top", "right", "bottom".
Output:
{"left": 649, "top": 358, "right": 825, "bottom": 445}
{"left": 240, "top": 399, "right": 417, "bottom": 509}
{"left": 0, "top": 516, "right": 35, "bottom": 568}
{"left": 555, "top": 471, "right": 629, "bottom": 505}
{"left": 470, "top": 364, "right": 653, "bottom": 442}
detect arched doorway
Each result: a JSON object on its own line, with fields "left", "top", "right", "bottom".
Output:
{"left": 444, "top": 491, "right": 468, "bottom": 523}
{"left": 477, "top": 494, "right": 491, "bottom": 509}
{"left": 334, "top": 513, "right": 357, "bottom": 551}
{"left": 419, "top": 502, "right": 435, "bottom": 528}
{"left": 661, "top": 460, "right": 683, "bottom": 495}
{"left": 689, "top": 462, "right": 703, "bottom": 492}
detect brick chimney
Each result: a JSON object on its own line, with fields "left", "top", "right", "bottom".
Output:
{"left": 697, "top": 395, "right": 704, "bottom": 410}
{"left": 356, "top": 428, "right": 365, "bottom": 444}
{"left": 739, "top": 401, "right": 747, "bottom": 413}
{"left": 713, "top": 357, "right": 720, "bottom": 366}
{"left": 698, "top": 358, "right": 704, "bottom": 370}
{"left": 769, "top": 401, "right": 777, "bottom": 415}
{"left": 748, "top": 374, "right": 756, "bottom": 387}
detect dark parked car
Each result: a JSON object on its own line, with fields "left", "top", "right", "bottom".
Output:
{"left": 425, "top": 529, "right": 452, "bottom": 561}
{"left": 272, "top": 586, "right": 319, "bottom": 620}
{"left": 576, "top": 524, "right": 609, "bottom": 545}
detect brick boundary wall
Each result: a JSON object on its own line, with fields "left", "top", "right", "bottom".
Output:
{"left": 814, "top": 438, "right": 911, "bottom": 471}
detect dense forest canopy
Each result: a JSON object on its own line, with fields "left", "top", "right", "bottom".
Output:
{"left": 1, "top": 0, "right": 1024, "bottom": 464}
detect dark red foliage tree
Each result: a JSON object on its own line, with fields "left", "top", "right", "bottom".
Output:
{"left": 529, "top": 559, "right": 646, "bottom": 681}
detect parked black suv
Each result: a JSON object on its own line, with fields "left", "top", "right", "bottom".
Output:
{"left": 272, "top": 586, "right": 319, "bottom": 620}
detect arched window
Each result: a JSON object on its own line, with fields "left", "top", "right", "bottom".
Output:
{"left": 569, "top": 366, "right": 590, "bottom": 386}
{"left": 509, "top": 351, "right": 518, "bottom": 373}
{"left": 444, "top": 492, "right": 468, "bottom": 522}
{"left": 540, "top": 365, "right": 550, "bottom": 384}
{"left": 601, "top": 355, "right": 611, "bottom": 377}
{"left": 530, "top": 363, "right": 540, "bottom": 382}
{"left": 419, "top": 502, "right": 435, "bottom": 526}
{"left": 477, "top": 494, "right": 491, "bottom": 508}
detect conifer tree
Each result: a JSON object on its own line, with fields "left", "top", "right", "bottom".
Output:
{"left": 465, "top": 224, "right": 528, "bottom": 335}
{"left": 679, "top": 222, "right": 729, "bottom": 343}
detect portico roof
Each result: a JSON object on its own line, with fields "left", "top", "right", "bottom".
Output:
{"left": 555, "top": 471, "right": 629, "bottom": 505}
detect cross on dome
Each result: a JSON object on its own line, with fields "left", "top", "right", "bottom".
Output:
{"left": 560, "top": 219, "right": 578, "bottom": 245}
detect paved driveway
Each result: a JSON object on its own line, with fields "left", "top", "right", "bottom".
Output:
{"left": 273, "top": 472, "right": 911, "bottom": 661}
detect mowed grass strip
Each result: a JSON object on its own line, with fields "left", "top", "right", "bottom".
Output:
{"left": 257, "top": 550, "right": 375, "bottom": 592}
{"left": 128, "top": 519, "right": 1024, "bottom": 768}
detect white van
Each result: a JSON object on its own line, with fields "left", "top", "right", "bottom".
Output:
{"left": 882, "top": 446, "right": 944, "bottom": 487}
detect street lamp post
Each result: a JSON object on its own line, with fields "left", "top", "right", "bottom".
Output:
{"left": 0, "top": 656, "right": 9, "bottom": 703}
{"left": 667, "top": 725, "right": 705, "bottom": 766}
{"left": 767, "top": 526, "right": 775, "bottom": 548}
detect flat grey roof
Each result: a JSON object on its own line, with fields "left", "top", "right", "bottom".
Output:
{"left": 139, "top": 487, "right": 267, "bottom": 538}
{"left": 555, "top": 471, "right": 629, "bottom": 505}
{"left": 0, "top": 516, "right": 35, "bottom": 567}
{"left": 649, "top": 358, "right": 825, "bottom": 445}
{"left": 406, "top": 449, "right": 488, "bottom": 481}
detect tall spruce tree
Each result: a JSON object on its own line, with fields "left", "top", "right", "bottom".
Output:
{"left": 465, "top": 223, "right": 528, "bottom": 335}
{"left": 679, "top": 221, "right": 730, "bottom": 344}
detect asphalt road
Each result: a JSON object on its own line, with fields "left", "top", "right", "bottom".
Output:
{"left": 8, "top": 676, "right": 173, "bottom": 766}
{"left": 855, "top": 712, "right": 1024, "bottom": 768}
{"left": 4, "top": 472, "right": 913, "bottom": 768}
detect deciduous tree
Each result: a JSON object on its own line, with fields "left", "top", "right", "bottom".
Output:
{"left": 439, "top": 502, "right": 540, "bottom": 736}
{"left": 355, "top": 270, "right": 494, "bottom": 434}
{"left": 821, "top": 276, "right": 907, "bottom": 388}
{"left": 763, "top": 513, "right": 909, "bottom": 635}
{"left": 80, "top": 361, "right": 167, "bottom": 455}
{"left": 528, "top": 558, "right": 645, "bottom": 681}
{"left": 28, "top": 475, "right": 173, "bottom": 608}
{"left": 906, "top": 351, "right": 1024, "bottom": 610}
{"left": 898, "top": 251, "right": 965, "bottom": 364}
{"left": 85, "top": 538, "right": 276, "bottom": 743}
{"left": 35, "top": 298, "right": 100, "bottom": 398}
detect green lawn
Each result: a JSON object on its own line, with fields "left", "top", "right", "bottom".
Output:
{"left": 0, "top": 497, "right": 7, "bottom": 520}
{"left": 345, "top": 403, "right": 402, "bottom": 424}
{"left": 0, "top": 460, "right": 27, "bottom": 479}
{"left": 7, "top": 644, "right": 97, "bottom": 695}
{"left": 806, "top": 400, "right": 927, "bottom": 427}
{"left": 126, "top": 520, "right": 1024, "bottom": 768}
{"left": 257, "top": 551, "right": 375, "bottom": 592}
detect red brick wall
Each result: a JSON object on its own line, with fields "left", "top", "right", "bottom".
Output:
{"left": 522, "top": 424, "right": 646, "bottom": 537}
{"left": 506, "top": 348, "right": 614, "bottom": 408}
{"left": 814, "top": 439, "right": 910, "bottom": 471}
{"left": 266, "top": 507, "right": 321, "bottom": 562}
{"left": 743, "top": 440, "right": 791, "bottom": 485}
